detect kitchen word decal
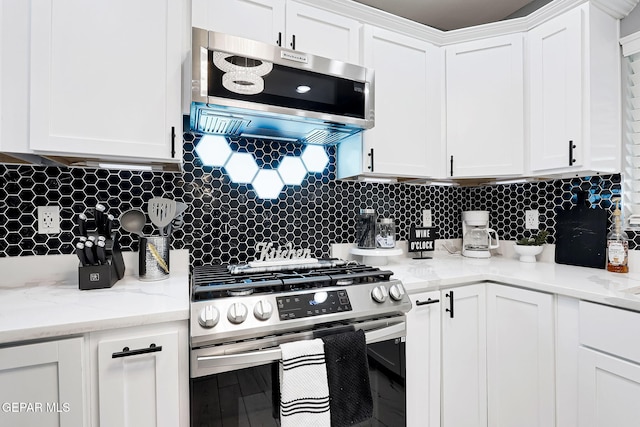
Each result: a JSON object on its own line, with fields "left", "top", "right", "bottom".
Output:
{"left": 255, "top": 242, "right": 312, "bottom": 262}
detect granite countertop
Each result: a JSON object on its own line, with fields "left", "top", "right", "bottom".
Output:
{"left": 335, "top": 241, "right": 640, "bottom": 312}
{"left": 0, "top": 250, "right": 190, "bottom": 345}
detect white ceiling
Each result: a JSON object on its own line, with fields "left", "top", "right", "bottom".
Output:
{"left": 352, "top": 0, "right": 541, "bottom": 31}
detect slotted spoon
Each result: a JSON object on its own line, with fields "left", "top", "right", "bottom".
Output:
{"left": 148, "top": 198, "right": 177, "bottom": 236}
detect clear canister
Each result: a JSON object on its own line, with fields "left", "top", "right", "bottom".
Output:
{"left": 356, "top": 209, "right": 377, "bottom": 249}
{"left": 376, "top": 218, "right": 396, "bottom": 249}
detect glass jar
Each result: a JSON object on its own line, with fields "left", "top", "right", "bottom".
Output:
{"left": 376, "top": 218, "right": 396, "bottom": 249}
{"left": 356, "top": 209, "right": 376, "bottom": 249}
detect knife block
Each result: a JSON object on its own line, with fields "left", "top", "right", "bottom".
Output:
{"left": 78, "top": 233, "right": 126, "bottom": 290}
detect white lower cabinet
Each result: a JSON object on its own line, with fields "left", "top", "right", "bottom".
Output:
{"left": 578, "top": 301, "right": 640, "bottom": 427}
{"left": 0, "top": 337, "right": 87, "bottom": 427}
{"left": 406, "top": 290, "right": 441, "bottom": 427}
{"left": 89, "top": 321, "right": 189, "bottom": 427}
{"left": 578, "top": 347, "right": 640, "bottom": 427}
{"left": 407, "top": 283, "right": 556, "bottom": 427}
{"left": 486, "top": 284, "right": 555, "bottom": 427}
{"left": 441, "top": 284, "right": 488, "bottom": 427}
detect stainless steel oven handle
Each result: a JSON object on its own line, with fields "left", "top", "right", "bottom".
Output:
{"left": 196, "top": 322, "right": 405, "bottom": 368}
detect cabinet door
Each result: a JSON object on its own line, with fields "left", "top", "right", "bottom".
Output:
{"left": 441, "top": 284, "right": 487, "bottom": 427}
{"left": 446, "top": 34, "right": 524, "bottom": 178}
{"left": 29, "top": 0, "right": 182, "bottom": 161}
{"left": 192, "top": 0, "right": 285, "bottom": 46}
{"left": 96, "top": 330, "right": 181, "bottom": 427}
{"left": 285, "top": 1, "right": 360, "bottom": 64}
{"left": 0, "top": 0, "right": 30, "bottom": 153}
{"left": 406, "top": 291, "right": 441, "bottom": 427}
{"left": 486, "top": 285, "right": 555, "bottom": 427}
{"left": 0, "top": 337, "right": 86, "bottom": 427}
{"left": 578, "top": 347, "right": 640, "bottom": 427}
{"left": 361, "top": 25, "right": 443, "bottom": 178}
{"left": 528, "top": 7, "right": 582, "bottom": 171}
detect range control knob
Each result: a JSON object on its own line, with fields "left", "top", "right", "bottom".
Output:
{"left": 253, "top": 300, "right": 274, "bottom": 321}
{"left": 198, "top": 305, "right": 220, "bottom": 329}
{"left": 227, "top": 302, "right": 248, "bottom": 324}
{"left": 389, "top": 284, "right": 406, "bottom": 301}
{"left": 371, "top": 285, "right": 389, "bottom": 303}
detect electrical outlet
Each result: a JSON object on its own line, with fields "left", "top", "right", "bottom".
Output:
{"left": 38, "top": 206, "right": 60, "bottom": 234}
{"left": 422, "top": 209, "right": 433, "bottom": 227}
{"left": 525, "top": 210, "right": 539, "bottom": 230}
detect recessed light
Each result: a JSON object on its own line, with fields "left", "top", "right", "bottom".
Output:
{"left": 296, "top": 85, "right": 311, "bottom": 94}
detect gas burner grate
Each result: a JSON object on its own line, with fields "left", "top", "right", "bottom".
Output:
{"left": 191, "top": 261, "right": 393, "bottom": 301}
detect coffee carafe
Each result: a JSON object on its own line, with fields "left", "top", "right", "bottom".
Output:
{"left": 462, "top": 211, "right": 499, "bottom": 258}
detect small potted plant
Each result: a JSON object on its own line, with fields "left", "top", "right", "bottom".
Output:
{"left": 514, "top": 230, "right": 549, "bottom": 263}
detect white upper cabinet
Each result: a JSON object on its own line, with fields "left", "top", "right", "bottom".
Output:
{"left": 337, "top": 25, "right": 443, "bottom": 179}
{"left": 445, "top": 33, "right": 524, "bottom": 178}
{"left": 29, "top": 0, "right": 184, "bottom": 163}
{"left": 284, "top": 1, "right": 360, "bottom": 63}
{"left": 528, "top": 3, "right": 620, "bottom": 175}
{"left": 192, "top": 0, "right": 286, "bottom": 46}
{"left": 0, "top": 0, "right": 30, "bottom": 155}
{"left": 192, "top": 0, "right": 360, "bottom": 64}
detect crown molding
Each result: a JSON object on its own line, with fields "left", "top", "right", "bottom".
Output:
{"left": 591, "top": 0, "right": 640, "bottom": 18}
{"left": 295, "top": 0, "right": 639, "bottom": 46}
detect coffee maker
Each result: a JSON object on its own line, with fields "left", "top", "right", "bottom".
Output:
{"left": 462, "top": 211, "right": 500, "bottom": 258}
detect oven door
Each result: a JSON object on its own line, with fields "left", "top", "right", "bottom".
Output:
{"left": 190, "top": 320, "right": 406, "bottom": 427}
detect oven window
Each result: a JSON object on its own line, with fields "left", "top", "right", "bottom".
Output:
{"left": 190, "top": 340, "right": 406, "bottom": 426}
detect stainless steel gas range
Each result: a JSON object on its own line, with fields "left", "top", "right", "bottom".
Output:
{"left": 189, "top": 259, "right": 412, "bottom": 426}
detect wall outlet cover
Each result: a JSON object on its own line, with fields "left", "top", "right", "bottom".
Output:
{"left": 38, "top": 206, "right": 60, "bottom": 234}
{"left": 525, "top": 210, "right": 539, "bottom": 230}
{"left": 422, "top": 209, "right": 433, "bottom": 227}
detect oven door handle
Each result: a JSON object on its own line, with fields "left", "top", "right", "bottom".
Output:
{"left": 196, "top": 322, "right": 405, "bottom": 368}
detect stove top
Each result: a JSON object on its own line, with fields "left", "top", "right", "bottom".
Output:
{"left": 191, "top": 260, "right": 394, "bottom": 301}
{"left": 189, "top": 259, "right": 411, "bottom": 349}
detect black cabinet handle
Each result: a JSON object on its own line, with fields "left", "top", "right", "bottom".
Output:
{"left": 171, "top": 126, "right": 176, "bottom": 158}
{"left": 416, "top": 298, "right": 440, "bottom": 306}
{"left": 112, "top": 343, "right": 163, "bottom": 359}
{"left": 277, "top": 32, "right": 282, "bottom": 46}
{"left": 290, "top": 34, "right": 296, "bottom": 50}
{"left": 568, "top": 140, "right": 576, "bottom": 165}
{"left": 445, "top": 291, "right": 454, "bottom": 318}
{"left": 450, "top": 155, "right": 454, "bottom": 177}
{"left": 367, "top": 148, "right": 374, "bottom": 172}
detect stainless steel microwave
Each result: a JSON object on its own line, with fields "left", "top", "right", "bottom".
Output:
{"left": 190, "top": 28, "right": 375, "bottom": 144}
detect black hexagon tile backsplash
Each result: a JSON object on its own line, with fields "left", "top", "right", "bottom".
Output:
{"left": 0, "top": 131, "right": 628, "bottom": 266}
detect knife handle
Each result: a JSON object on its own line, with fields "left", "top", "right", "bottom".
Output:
{"left": 96, "top": 240, "right": 107, "bottom": 265}
{"left": 76, "top": 242, "right": 89, "bottom": 266}
{"left": 105, "top": 214, "right": 114, "bottom": 238}
{"left": 78, "top": 213, "right": 88, "bottom": 237}
{"left": 84, "top": 240, "right": 96, "bottom": 265}
{"left": 95, "top": 204, "right": 106, "bottom": 235}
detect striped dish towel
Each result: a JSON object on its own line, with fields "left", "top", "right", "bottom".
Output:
{"left": 279, "top": 339, "right": 331, "bottom": 427}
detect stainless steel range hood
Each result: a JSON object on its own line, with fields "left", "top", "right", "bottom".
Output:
{"left": 191, "top": 29, "right": 375, "bottom": 145}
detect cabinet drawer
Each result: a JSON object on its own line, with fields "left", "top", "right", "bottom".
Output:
{"left": 579, "top": 301, "right": 640, "bottom": 363}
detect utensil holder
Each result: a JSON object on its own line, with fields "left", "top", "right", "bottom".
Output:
{"left": 78, "top": 233, "right": 126, "bottom": 290}
{"left": 139, "top": 236, "right": 170, "bottom": 281}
